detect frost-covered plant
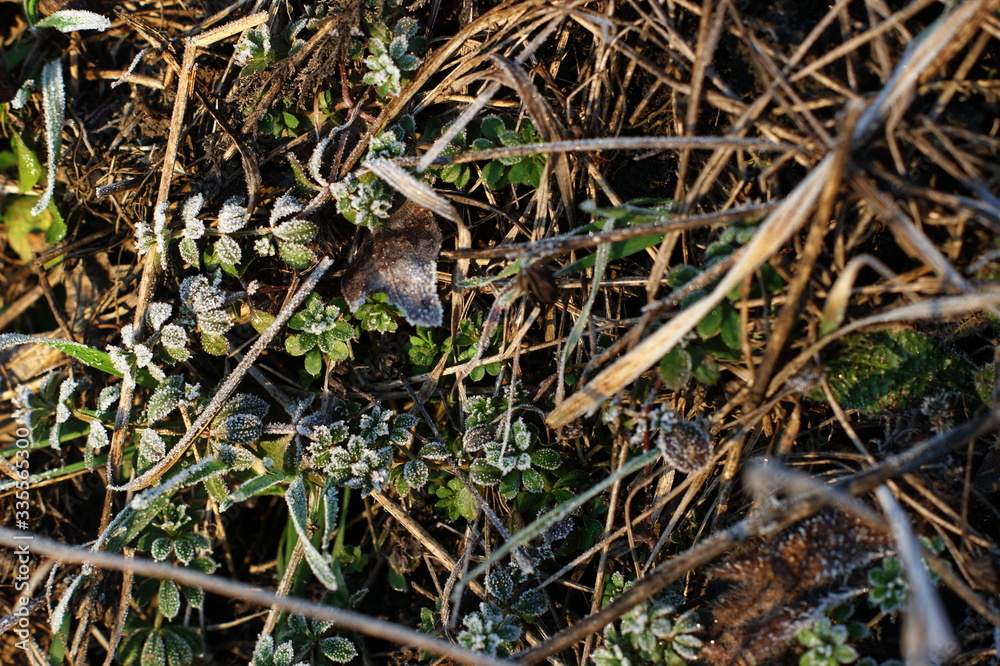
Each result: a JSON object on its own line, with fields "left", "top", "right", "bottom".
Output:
{"left": 135, "top": 502, "right": 218, "bottom": 620}
{"left": 12, "top": 371, "right": 79, "bottom": 450}
{"left": 116, "top": 623, "right": 202, "bottom": 666}
{"left": 796, "top": 616, "right": 860, "bottom": 666}
{"left": 328, "top": 124, "right": 412, "bottom": 227}
{"left": 266, "top": 192, "right": 319, "bottom": 268}
{"left": 456, "top": 562, "right": 547, "bottom": 657}
{"left": 210, "top": 393, "right": 269, "bottom": 449}
{"left": 178, "top": 273, "right": 238, "bottom": 355}
{"left": 457, "top": 602, "right": 522, "bottom": 658}
{"left": 362, "top": 17, "right": 423, "bottom": 98}
{"left": 176, "top": 192, "right": 318, "bottom": 270}
{"left": 461, "top": 394, "right": 562, "bottom": 497}
{"left": 867, "top": 556, "right": 908, "bottom": 614}
{"left": 592, "top": 598, "right": 703, "bottom": 665}
{"left": 304, "top": 402, "right": 418, "bottom": 496}
{"left": 466, "top": 417, "right": 561, "bottom": 496}
{"left": 136, "top": 202, "right": 171, "bottom": 270}
{"left": 235, "top": 25, "right": 274, "bottom": 75}
{"left": 285, "top": 293, "right": 356, "bottom": 374}
{"left": 248, "top": 615, "right": 357, "bottom": 666}
{"left": 866, "top": 536, "right": 943, "bottom": 614}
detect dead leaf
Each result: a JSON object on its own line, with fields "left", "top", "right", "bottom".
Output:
{"left": 341, "top": 199, "right": 443, "bottom": 327}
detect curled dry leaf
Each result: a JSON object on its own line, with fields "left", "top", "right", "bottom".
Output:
{"left": 341, "top": 199, "right": 443, "bottom": 327}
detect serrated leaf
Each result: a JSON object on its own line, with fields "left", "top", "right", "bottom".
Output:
{"left": 214, "top": 235, "right": 242, "bottom": 266}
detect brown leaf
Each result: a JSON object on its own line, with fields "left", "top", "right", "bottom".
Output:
{"left": 341, "top": 199, "right": 443, "bottom": 327}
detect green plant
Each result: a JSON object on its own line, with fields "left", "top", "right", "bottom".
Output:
{"left": 796, "top": 616, "right": 862, "bottom": 666}
{"left": 362, "top": 17, "right": 424, "bottom": 98}
{"left": 592, "top": 597, "right": 703, "bottom": 665}
{"left": 285, "top": 294, "right": 356, "bottom": 374}
{"left": 455, "top": 563, "right": 548, "bottom": 657}
{"left": 248, "top": 615, "right": 357, "bottom": 666}
{"left": 657, "top": 222, "right": 782, "bottom": 389}
{"left": 434, "top": 115, "right": 546, "bottom": 190}
{"left": 866, "top": 536, "right": 944, "bottom": 613}
{"left": 329, "top": 125, "right": 412, "bottom": 227}
{"left": 819, "top": 329, "right": 974, "bottom": 413}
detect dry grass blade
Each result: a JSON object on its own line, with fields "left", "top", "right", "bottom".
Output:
{"left": 547, "top": 0, "right": 997, "bottom": 427}
{"left": 365, "top": 157, "right": 462, "bottom": 224}
{"left": 547, "top": 154, "right": 832, "bottom": 427}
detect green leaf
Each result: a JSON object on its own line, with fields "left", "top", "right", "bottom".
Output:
{"left": 507, "top": 158, "right": 542, "bottom": 187}
{"left": 10, "top": 131, "right": 42, "bottom": 192}
{"left": 161, "top": 629, "right": 195, "bottom": 666}
{"left": 387, "top": 563, "right": 407, "bottom": 591}
{"left": 0, "top": 333, "right": 157, "bottom": 387}
{"left": 158, "top": 580, "right": 181, "bottom": 619}
{"left": 531, "top": 449, "right": 562, "bottom": 471}
{"left": 696, "top": 304, "right": 724, "bottom": 339}
{"left": 45, "top": 200, "right": 66, "bottom": 245}
{"left": 273, "top": 219, "right": 317, "bottom": 243}
{"left": 720, "top": 305, "right": 742, "bottom": 351}
{"left": 3, "top": 194, "right": 55, "bottom": 262}
{"left": 304, "top": 347, "right": 323, "bottom": 376}
{"left": 201, "top": 332, "right": 230, "bottom": 356}
{"left": 250, "top": 309, "right": 275, "bottom": 334}
{"left": 557, "top": 232, "right": 666, "bottom": 277}
{"left": 481, "top": 160, "right": 507, "bottom": 190}
{"left": 231, "top": 472, "right": 294, "bottom": 502}
{"left": 469, "top": 459, "right": 502, "bottom": 486}
{"left": 658, "top": 346, "right": 693, "bottom": 390}
{"left": 33, "top": 10, "right": 111, "bottom": 32}
{"left": 522, "top": 468, "right": 544, "bottom": 493}
{"left": 141, "top": 632, "right": 166, "bottom": 666}
{"left": 25, "top": 0, "right": 41, "bottom": 24}
{"left": 285, "top": 476, "right": 340, "bottom": 591}
{"left": 278, "top": 241, "right": 317, "bottom": 269}
{"left": 320, "top": 636, "right": 358, "bottom": 663}
{"left": 480, "top": 116, "right": 506, "bottom": 142}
